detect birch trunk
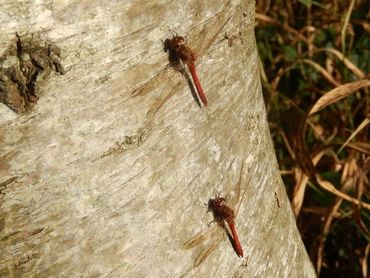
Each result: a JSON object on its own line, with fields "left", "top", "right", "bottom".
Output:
{"left": 0, "top": 0, "right": 316, "bottom": 277}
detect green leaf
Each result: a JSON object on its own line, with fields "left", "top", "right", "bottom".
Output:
{"left": 298, "top": 0, "right": 311, "bottom": 6}
{"left": 282, "top": 45, "right": 297, "bottom": 61}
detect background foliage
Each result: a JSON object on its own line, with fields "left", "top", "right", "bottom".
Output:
{"left": 255, "top": 1, "right": 370, "bottom": 277}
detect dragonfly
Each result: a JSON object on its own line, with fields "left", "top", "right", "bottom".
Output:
{"left": 183, "top": 160, "right": 249, "bottom": 267}
{"left": 208, "top": 195, "right": 243, "bottom": 257}
{"left": 163, "top": 33, "right": 207, "bottom": 106}
{"left": 131, "top": 3, "right": 231, "bottom": 114}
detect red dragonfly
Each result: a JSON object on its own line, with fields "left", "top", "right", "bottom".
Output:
{"left": 183, "top": 161, "right": 249, "bottom": 267}
{"left": 131, "top": 4, "right": 231, "bottom": 113}
{"left": 208, "top": 195, "right": 243, "bottom": 257}
{"left": 164, "top": 34, "right": 208, "bottom": 106}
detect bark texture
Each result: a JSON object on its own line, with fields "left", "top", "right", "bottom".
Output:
{"left": 0, "top": 0, "right": 316, "bottom": 277}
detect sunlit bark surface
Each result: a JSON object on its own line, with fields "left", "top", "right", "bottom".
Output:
{"left": 0, "top": 1, "right": 316, "bottom": 277}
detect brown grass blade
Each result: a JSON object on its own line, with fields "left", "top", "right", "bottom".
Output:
{"left": 346, "top": 142, "right": 370, "bottom": 155}
{"left": 340, "top": 153, "right": 358, "bottom": 191}
{"left": 319, "top": 48, "right": 365, "bottom": 79}
{"left": 295, "top": 111, "right": 317, "bottom": 178}
{"left": 316, "top": 198, "right": 343, "bottom": 275}
{"left": 315, "top": 176, "right": 370, "bottom": 211}
{"left": 255, "top": 13, "right": 309, "bottom": 43}
{"left": 340, "top": 0, "right": 355, "bottom": 54}
{"left": 353, "top": 169, "right": 370, "bottom": 238}
{"left": 362, "top": 243, "right": 370, "bottom": 278}
{"left": 337, "top": 117, "right": 370, "bottom": 154}
{"left": 308, "top": 79, "right": 370, "bottom": 116}
{"left": 302, "top": 59, "right": 341, "bottom": 87}
{"left": 292, "top": 149, "right": 326, "bottom": 217}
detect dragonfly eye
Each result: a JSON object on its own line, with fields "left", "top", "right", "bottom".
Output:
{"left": 174, "top": 36, "right": 185, "bottom": 45}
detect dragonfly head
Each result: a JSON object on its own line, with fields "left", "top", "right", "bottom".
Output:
{"left": 208, "top": 196, "right": 226, "bottom": 211}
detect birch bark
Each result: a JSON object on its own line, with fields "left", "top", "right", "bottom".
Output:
{"left": 0, "top": 1, "right": 316, "bottom": 277}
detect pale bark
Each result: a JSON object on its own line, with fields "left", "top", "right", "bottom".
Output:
{"left": 0, "top": 1, "right": 316, "bottom": 277}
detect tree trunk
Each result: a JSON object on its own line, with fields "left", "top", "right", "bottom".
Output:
{"left": 0, "top": 0, "right": 316, "bottom": 277}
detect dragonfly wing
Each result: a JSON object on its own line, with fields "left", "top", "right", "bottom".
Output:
{"left": 194, "top": 238, "right": 222, "bottom": 267}
{"left": 146, "top": 81, "right": 182, "bottom": 118}
{"left": 184, "top": 225, "right": 224, "bottom": 267}
{"left": 183, "top": 225, "right": 218, "bottom": 250}
{"left": 228, "top": 161, "right": 245, "bottom": 208}
{"left": 131, "top": 63, "right": 184, "bottom": 97}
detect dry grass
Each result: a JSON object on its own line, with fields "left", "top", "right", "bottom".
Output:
{"left": 255, "top": 0, "right": 369, "bottom": 276}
